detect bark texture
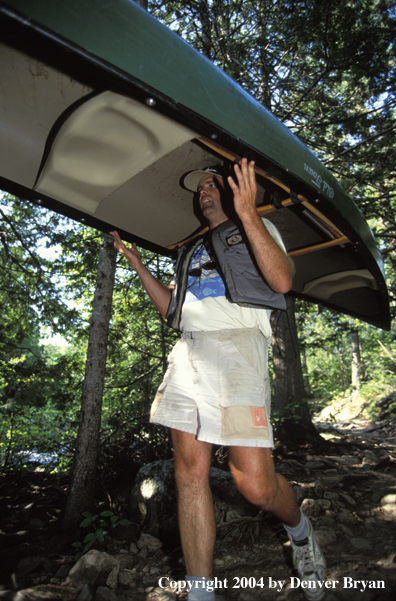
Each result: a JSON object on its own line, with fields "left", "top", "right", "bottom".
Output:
{"left": 62, "top": 234, "right": 117, "bottom": 532}
{"left": 271, "top": 296, "right": 324, "bottom": 448}
{"left": 351, "top": 328, "right": 361, "bottom": 401}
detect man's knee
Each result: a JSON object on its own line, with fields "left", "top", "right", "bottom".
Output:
{"left": 172, "top": 431, "right": 212, "bottom": 490}
{"left": 233, "top": 471, "right": 279, "bottom": 510}
{"left": 174, "top": 454, "right": 209, "bottom": 488}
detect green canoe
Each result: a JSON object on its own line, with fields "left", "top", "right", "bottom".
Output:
{"left": 0, "top": 0, "right": 390, "bottom": 329}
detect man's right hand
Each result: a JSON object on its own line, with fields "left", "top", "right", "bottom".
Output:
{"left": 110, "top": 230, "right": 140, "bottom": 268}
{"left": 109, "top": 230, "right": 171, "bottom": 316}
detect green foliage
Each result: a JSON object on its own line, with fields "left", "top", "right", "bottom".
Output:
{"left": 71, "top": 510, "right": 132, "bottom": 559}
{"left": 271, "top": 397, "right": 307, "bottom": 426}
{"left": 296, "top": 301, "right": 396, "bottom": 409}
{"left": 1, "top": 192, "right": 176, "bottom": 470}
{"left": 0, "top": 399, "right": 79, "bottom": 471}
{"left": 95, "top": 248, "right": 177, "bottom": 464}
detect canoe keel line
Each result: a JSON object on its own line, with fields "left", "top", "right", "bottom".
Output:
{"left": 0, "top": 0, "right": 390, "bottom": 329}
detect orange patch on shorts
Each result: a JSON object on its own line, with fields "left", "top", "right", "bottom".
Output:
{"left": 251, "top": 406, "right": 268, "bottom": 427}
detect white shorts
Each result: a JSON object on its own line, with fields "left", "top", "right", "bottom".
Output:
{"left": 150, "top": 328, "right": 273, "bottom": 447}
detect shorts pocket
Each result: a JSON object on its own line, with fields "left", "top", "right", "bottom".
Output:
{"left": 218, "top": 334, "right": 270, "bottom": 408}
{"left": 221, "top": 405, "right": 271, "bottom": 440}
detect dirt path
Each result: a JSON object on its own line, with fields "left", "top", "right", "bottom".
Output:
{"left": 196, "top": 415, "right": 396, "bottom": 601}
{"left": 149, "top": 410, "right": 396, "bottom": 601}
{"left": 0, "top": 406, "right": 395, "bottom": 601}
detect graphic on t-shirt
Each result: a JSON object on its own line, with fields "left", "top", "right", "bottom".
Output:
{"left": 185, "top": 244, "right": 225, "bottom": 303}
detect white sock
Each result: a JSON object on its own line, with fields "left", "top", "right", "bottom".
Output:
{"left": 283, "top": 508, "right": 310, "bottom": 542}
{"left": 186, "top": 575, "right": 215, "bottom": 601}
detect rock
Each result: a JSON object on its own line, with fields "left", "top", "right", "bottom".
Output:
{"left": 363, "top": 450, "right": 378, "bottom": 463}
{"left": 315, "top": 516, "right": 336, "bottom": 529}
{"left": 137, "top": 533, "right": 163, "bottom": 553}
{"left": 292, "top": 485, "right": 305, "bottom": 505}
{"left": 54, "top": 564, "right": 71, "bottom": 579}
{"left": 350, "top": 537, "right": 371, "bottom": 551}
{"left": 77, "top": 583, "right": 95, "bottom": 601}
{"left": 105, "top": 566, "right": 119, "bottom": 589}
{"left": 113, "top": 554, "right": 138, "bottom": 570}
{"left": 338, "top": 524, "right": 354, "bottom": 537}
{"left": 315, "top": 499, "right": 332, "bottom": 511}
{"left": 16, "top": 556, "right": 52, "bottom": 576}
{"left": 129, "top": 543, "right": 138, "bottom": 554}
{"left": 324, "top": 492, "right": 340, "bottom": 502}
{"left": 67, "top": 550, "right": 118, "bottom": 588}
{"left": 130, "top": 459, "right": 254, "bottom": 541}
{"left": 129, "top": 459, "right": 178, "bottom": 541}
{"left": 17, "top": 588, "right": 64, "bottom": 601}
{"left": 384, "top": 553, "right": 396, "bottom": 565}
{"left": 337, "top": 510, "right": 358, "bottom": 525}
{"left": 305, "top": 462, "right": 326, "bottom": 470}
{"left": 300, "top": 498, "right": 322, "bottom": 518}
{"left": 94, "top": 586, "right": 118, "bottom": 601}
{"left": 314, "top": 530, "right": 337, "bottom": 547}
{"left": 118, "top": 570, "right": 136, "bottom": 588}
{"left": 146, "top": 587, "right": 177, "bottom": 600}
{"left": 381, "top": 504, "right": 396, "bottom": 518}
{"left": 381, "top": 494, "right": 396, "bottom": 505}
{"left": 276, "top": 462, "right": 292, "bottom": 474}
{"left": 325, "top": 455, "right": 361, "bottom": 465}
{"left": 314, "top": 478, "right": 326, "bottom": 498}
{"left": 324, "top": 469, "right": 339, "bottom": 476}
{"left": 339, "top": 492, "right": 356, "bottom": 506}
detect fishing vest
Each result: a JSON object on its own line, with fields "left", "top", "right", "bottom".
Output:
{"left": 166, "top": 219, "right": 287, "bottom": 330}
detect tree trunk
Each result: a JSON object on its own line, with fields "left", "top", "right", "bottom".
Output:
{"left": 270, "top": 297, "right": 323, "bottom": 448}
{"left": 199, "top": 0, "right": 212, "bottom": 59}
{"left": 351, "top": 328, "right": 361, "bottom": 401}
{"left": 339, "top": 344, "right": 347, "bottom": 394}
{"left": 62, "top": 234, "right": 117, "bottom": 533}
{"left": 256, "top": 0, "right": 272, "bottom": 110}
{"left": 300, "top": 346, "right": 312, "bottom": 397}
{"left": 156, "top": 254, "right": 168, "bottom": 376}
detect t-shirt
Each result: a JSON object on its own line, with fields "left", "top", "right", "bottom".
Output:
{"left": 179, "top": 218, "right": 286, "bottom": 337}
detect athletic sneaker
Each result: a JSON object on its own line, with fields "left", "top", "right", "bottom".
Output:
{"left": 288, "top": 518, "right": 327, "bottom": 601}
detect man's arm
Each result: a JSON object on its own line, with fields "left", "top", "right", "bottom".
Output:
{"left": 227, "top": 158, "right": 294, "bottom": 294}
{"left": 110, "top": 231, "right": 172, "bottom": 317}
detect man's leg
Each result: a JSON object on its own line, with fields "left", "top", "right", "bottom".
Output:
{"left": 229, "top": 446, "right": 326, "bottom": 601}
{"left": 228, "top": 446, "right": 300, "bottom": 525}
{"left": 172, "top": 429, "right": 215, "bottom": 577}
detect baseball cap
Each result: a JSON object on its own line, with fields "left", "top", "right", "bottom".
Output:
{"left": 183, "top": 165, "right": 224, "bottom": 192}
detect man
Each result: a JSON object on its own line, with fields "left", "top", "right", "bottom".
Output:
{"left": 111, "top": 158, "right": 326, "bottom": 601}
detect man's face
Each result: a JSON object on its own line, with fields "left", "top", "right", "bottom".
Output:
{"left": 197, "top": 174, "right": 226, "bottom": 222}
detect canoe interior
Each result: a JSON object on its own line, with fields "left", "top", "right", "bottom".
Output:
{"left": 0, "top": 34, "right": 389, "bottom": 329}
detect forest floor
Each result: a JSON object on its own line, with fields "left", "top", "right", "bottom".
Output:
{"left": 0, "top": 394, "right": 395, "bottom": 601}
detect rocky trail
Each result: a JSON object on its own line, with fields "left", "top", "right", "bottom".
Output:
{"left": 0, "top": 395, "right": 395, "bottom": 601}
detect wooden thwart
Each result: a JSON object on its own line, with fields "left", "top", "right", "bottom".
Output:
{"left": 167, "top": 138, "right": 350, "bottom": 254}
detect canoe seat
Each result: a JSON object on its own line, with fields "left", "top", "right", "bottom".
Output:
{"left": 302, "top": 269, "right": 378, "bottom": 301}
